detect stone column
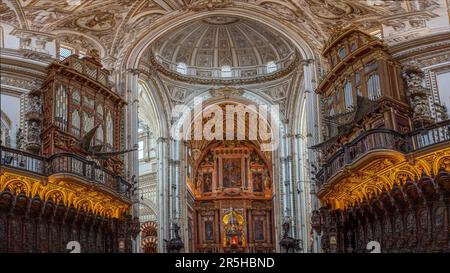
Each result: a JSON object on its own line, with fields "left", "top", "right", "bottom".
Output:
{"left": 157, "top": 137, "right": 169, "bottom": 252}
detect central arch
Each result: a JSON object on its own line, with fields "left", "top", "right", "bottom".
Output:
{"left": 124, "top": 10, "right": 321, "bottom": 253}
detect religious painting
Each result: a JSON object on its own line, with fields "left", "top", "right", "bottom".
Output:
{"left": 203, "top": 172, "right": 213, "bottom": 192}
{"left": 222, "top": 158, "right": 242, "bottom": 188}
{"left": 254, "top": 219, "right": 264, "bottom": 241}
{"left": 204, "top": 220, "right": 214, "bottom": 241}
{"left": 252, "top": 172, "right": 263, "bottom": 192}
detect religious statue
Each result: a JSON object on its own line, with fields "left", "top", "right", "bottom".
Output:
{"left": 263, "top": 170, "right": 271, "bottom": 189}
{"left": 252, "top": 172, "right": 263, "bottom": 192}
{"left": 203, "top": 173, "right": 212, "bottom": 192}
{"left": 196, "top": 174, "right": 203, "bottom": 190}
{"left": 28, "top": 95, "right": 42, "bottom": 113}
{"left": 222, "top": 158, "right": 241, "bottom": 188}
{"left": 16, "top": 128, "right": 24, "bottom": 149}
{"left": 223, "top": 208, "right": 245, "bottom": 248}
{"left": 204, "top": 220, "right": 214, "bottom": 241}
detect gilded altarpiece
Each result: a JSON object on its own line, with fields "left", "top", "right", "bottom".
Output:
{"left": 189, "top": 141, "right": 275, "bottom": 253}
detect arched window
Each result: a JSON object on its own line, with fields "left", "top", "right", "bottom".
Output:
{"left": 221, "top": 65, "right": 232, "bottom": 78}
{"left": 106, "top": 112, "right": 113, "bottom": 149}
{"left": 55, "top": 84, "right": 68, "bottom": 131}
{"left": 72, "top": 89, "right": 80, "bottom": 104}
{"left": 83, "top": 112, "right": 94, "bottom": 133}
{"left": 338, "top": 47, "right": 348, "bottom": 60}
{"left": 343, "top": 80, "right": 353, "bottom": 111}
{"left": 266, "top": 61, "right": 277, "bottom": 73}
{"left": 328, "top": 108, "right": 336, "bottom": 137}
{"left": 367, "top": 73, "right": 381, "bottom": 100}
{"left": 71, "top": 110, "right": 81, "bottom": 137}
{"left": 176, "top": 62, "right": 187, "bottom": 75}
{"left": 0, "top": 111, "right": 11, "bottom": 147}
{"left": 97, "top": 104, "right": 103, "bottom": 116}
{"left": 138, "top": 140, "right": 144, "bottom": 159}
{"left": 96, "top": 125, "right": 103, "bottom": 144}
{"left": 59, "top": 46, "right": 73, "bottom": 60}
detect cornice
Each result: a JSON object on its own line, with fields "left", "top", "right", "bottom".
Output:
{"left": 148, "top": 50, "right": 302, "bottom": 86}
{"left": 389, "top": 31, "right": 450, "bottom": 61}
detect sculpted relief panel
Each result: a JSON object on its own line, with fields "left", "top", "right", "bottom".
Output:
{"left": 0, "top": 0, "right": 444, "bottom": 70}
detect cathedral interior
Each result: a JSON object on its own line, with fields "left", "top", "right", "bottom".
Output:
{"left": 0, "top": 0, "right": 450, "bottom": 253}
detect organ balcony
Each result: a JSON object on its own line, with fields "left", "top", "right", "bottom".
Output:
{"left": 313, "top": 120, "right": 450, "bottom": 209}
{"left": 312, "top": 27, "right": 450, "bottom": 210}
{"left": 1, "top": 145, "right": 132, "bottom": 218}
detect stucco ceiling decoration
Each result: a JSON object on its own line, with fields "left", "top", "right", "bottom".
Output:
{"left": 0, "top": 0, "right": 442, "bottom": 70}
{"left": 152, "top": 16, "right": 295, "bottom": 68}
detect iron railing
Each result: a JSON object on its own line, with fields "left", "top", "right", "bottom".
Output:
{"left": 0, "top": 146, "right": 131, "bottom": 200}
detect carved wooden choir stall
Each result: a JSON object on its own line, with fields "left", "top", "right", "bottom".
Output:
{"left": 311, "top": 27, "right": 450, "bottom": 253}
{"left": 0, "top": 51, "right": 139, "bottom": 253}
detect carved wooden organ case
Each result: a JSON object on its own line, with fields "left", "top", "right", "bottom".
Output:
{"left": 187, "top": 141, "right": 275, "bottom": 253}
{"left": 315, "top": 28, "right": 415, "bottom": 160}
{"left": 310, "top": 28, "right": 448, "bottom": 253}
{"left": 39, "top": 53, "right": 126, "bottom": 175}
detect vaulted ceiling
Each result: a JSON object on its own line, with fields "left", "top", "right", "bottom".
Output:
{"left": 0, "top": 0, "right": 442, "bottom": 69}
{"left": 152, "top": 16, "right": 295, "bottom": 68}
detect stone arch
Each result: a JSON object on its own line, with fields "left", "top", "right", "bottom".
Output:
{"left": 138, "top": 80, "right": 167, "bottom": 139}
{"left": 140, "top": 199, "right": 157, "bottom": 217}
{"left": 121, "top": 9, "right": 320, "bottom": 253}
{"left": 52, "top": 30, "right": 107, "bottom": 58}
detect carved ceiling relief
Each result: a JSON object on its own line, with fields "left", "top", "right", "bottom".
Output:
{"left": 1, "top": 0, "right": 442, "bottom": 71}
{"left": 0, "top": 1, "right": 20, "bottom": 27}
{"left": 57, "top": 34, "right": 98, "bottom": 54}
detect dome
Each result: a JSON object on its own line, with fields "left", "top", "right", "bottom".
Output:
{"left": 150, "top": 16, "right": 298, "bottom": 81}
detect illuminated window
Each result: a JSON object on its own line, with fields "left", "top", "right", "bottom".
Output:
{"left": 138, "top": 140, "right": 144, "bottom": 159}
{"left": 221, "top": 66, "right": 232, "bottom": 77}
{"left": 370, "top": 30, "right": 382, "bottom": 39}
{"left": 329, "top": 108, "right": 336, "bottom": 136}
{"left": 59, "top": 46, "right": 73, "bottom": 60}
{"left": 266, "top": 61, "right": 277, "bottom": 73}
{"left": 176, "top": 62, "right": 187, "bottom": 75}
{"left": 436, "top": 72, "right": 450, "bottom": 114}
{"left": 343, "top": 80, "right": 353, "bottom": 111}
{"left": 338, "top": 47, "right": 348, "bottom": 60}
